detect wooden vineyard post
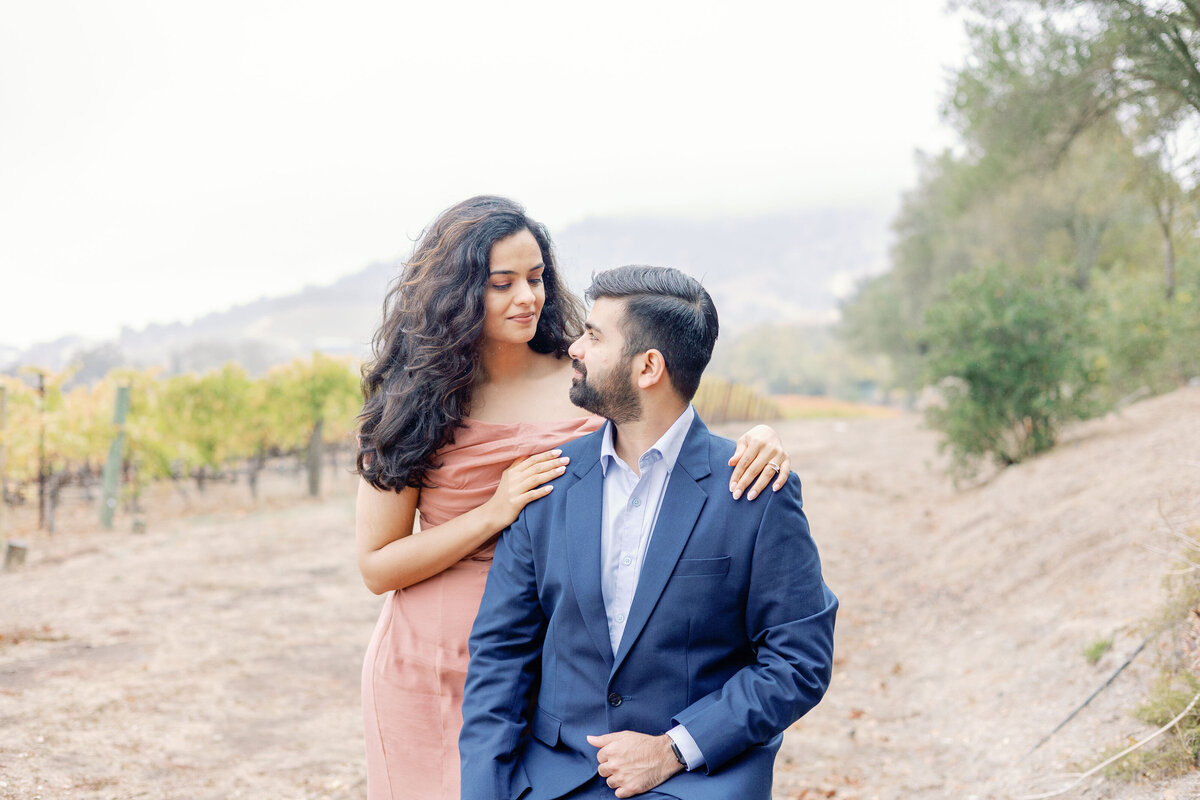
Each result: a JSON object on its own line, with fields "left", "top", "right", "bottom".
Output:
{"left": 4, "top": 540, "right": 26, "bottom": 571}
{"left": 99, "top": 385, "right": 131, "bottom": 529}
{"left": 36, "top": 371, "right": 46, "bottom": 531}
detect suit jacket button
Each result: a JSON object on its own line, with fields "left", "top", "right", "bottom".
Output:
{"left": 607, "top": 692, "right": 623, "bottom": 707}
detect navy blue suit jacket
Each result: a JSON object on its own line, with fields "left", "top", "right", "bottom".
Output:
{"left": 460, "top": 414, "right": 837, "bottom": 800}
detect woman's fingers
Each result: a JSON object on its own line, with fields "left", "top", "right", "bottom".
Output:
{"left": 521, "top": 448, "right": 563, "bottom": 468}
{"left": 520, "top": 461, "right": 567, "bottom": 492}
{"left": 521, "top": 483, "right": 556, "bottom": 503}
{"left": 731, "top": 447, "right": 773, "bottom": 500}
{"left": 745, "top": 462, "right": 776, "bottom": 501}
{"left": 773, "top": 456, "right": 791, "bottom": 491}
{"left": 727, "top": 438, "right": 748, "bottom": 469}
{"left": 511, "top": 454, "right": 569, "bottom": 494}
{"left": 727, "top": 437, "right": 756, "bottom": 494}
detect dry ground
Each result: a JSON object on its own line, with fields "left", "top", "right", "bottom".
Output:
{"left": 2, "top": 387, "right": 1199, "bottom": 799}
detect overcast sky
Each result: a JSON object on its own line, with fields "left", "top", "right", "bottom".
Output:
{"left": 0, "top": 1, "right": 967, "bottom": 349}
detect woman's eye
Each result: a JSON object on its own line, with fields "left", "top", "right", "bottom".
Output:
{"left": 491, "top": 283, "right": 511, "bottom": 291}
{"left": 530, "top": 278, "right": 544, "bottom": 286}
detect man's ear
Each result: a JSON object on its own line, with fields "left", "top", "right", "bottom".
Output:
{"left": 634, "top": 349, "right": 668, "bottom": 390}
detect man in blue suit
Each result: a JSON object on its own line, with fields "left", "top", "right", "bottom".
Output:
{"left": 460, "top": 266, "right": 837, "bottom": 800}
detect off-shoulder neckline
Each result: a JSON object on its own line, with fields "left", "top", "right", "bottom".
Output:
{"left": 461, "top": 414, "right": 600, "bottom": 428}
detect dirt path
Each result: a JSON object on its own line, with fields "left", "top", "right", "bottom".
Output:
{"left": 2, "top": 388, "right": 1199, "bottom": 799}
{"left": 773, "top": 388, "right": 1200, "bottom": 799}
{"left": 1, "top": 479, "right": 379, "bottom": 800}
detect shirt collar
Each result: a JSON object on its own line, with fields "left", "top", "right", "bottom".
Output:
{"left": 600, "top": 405, "right": 695, "bottom": 477}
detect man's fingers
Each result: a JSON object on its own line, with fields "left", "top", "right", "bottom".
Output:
{"left": 587, "top": 733, "right": 616, "bottom": 748}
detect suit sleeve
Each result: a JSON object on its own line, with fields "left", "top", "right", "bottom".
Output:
{"left": 671, "top": 472, "right": 837, "bottom": 772}
{"left": 459, "top": 510, "right": 546, "bottom": 800}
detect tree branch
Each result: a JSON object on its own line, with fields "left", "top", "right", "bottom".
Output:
{"left": 1178, "top": 0, "right": 1200, "bottom": 29}
{"left": 1161, "top": 22, "right": 1200, "bottom": 114}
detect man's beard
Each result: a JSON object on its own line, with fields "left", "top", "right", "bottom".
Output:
{"left": 569, "top": 358, "right": 642, "bottom": 424}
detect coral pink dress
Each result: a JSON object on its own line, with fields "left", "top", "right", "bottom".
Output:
{"left": 362, "top": 415, "right": 603, "bottom": 800}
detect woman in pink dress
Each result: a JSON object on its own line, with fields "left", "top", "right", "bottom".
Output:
{"left": 354, "top": 196, "right": 792, "bottom": 800}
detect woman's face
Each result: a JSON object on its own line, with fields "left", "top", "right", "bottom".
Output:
{"left": 481, "top": 228, "right": 546, "bottom": 346}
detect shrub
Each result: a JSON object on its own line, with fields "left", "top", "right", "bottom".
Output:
{"left": 921, "top": 263, "right": 1100, "bottom": 476}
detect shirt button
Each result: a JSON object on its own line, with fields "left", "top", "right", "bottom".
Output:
{"left": 616, "top": 613, "right": 625, "bottom": 623}
{"left": 608, "top": 692, "right": 623, "bottom": 707}
{"left": 622, "top": 556, "right": 632, "bottom": 566}
{"left": 631, "top": 497, "right": 641, "bottom": 507}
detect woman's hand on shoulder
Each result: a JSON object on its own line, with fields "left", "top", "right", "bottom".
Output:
{"left": 728, "top": 424, "right": 790, "bottom": 501}
{"left": 484, "top": 449, "right": 571, "bottom": 530}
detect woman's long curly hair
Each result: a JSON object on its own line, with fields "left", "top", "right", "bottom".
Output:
{"left": 356, "top": 196, "right": 584, "bottom": 491}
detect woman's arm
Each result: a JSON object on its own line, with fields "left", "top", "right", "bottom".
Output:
{"left": 355, "top": 449, "right": 570, "bottom": 594}
{"left": 729, "top": 424, "right": 792, "bottom": 501}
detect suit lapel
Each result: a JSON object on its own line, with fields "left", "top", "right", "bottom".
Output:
{"left": 611, "top": 415, "right": 712, "bottom": 675}
{"left": 565, "top": 441, "right": 614, "bottom": 669}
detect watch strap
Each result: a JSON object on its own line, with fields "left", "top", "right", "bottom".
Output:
{"left": 669, "top": 739, "right": 687, "bottom": 768}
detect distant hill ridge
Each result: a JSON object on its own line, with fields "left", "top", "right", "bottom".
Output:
{"left": 4, "top": 206, "right": 891, "bottom": 376}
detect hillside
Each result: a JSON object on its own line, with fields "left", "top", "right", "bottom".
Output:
{"left": 2, "top": 206, "right": 889, "bottom": 374}
{"left": 775, "top": 386, "right": 1200, "bottom": 798}
{"left": 3, "top": 387, "right": 1196, "bottom": 798}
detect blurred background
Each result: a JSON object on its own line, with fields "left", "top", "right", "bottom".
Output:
{"left": 2, "top": 2, "right": 1199, "bottom": 798}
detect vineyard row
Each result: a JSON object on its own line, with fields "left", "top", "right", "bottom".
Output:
{"left": 0, "top": 356, "right": 777, "bottom": 528}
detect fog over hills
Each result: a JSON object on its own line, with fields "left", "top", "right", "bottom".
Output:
{"left": 555, "top": 206, "right": 892, "bottom": 325}
{"left": 5, "top": 206, "right": 892, "bottom": 377}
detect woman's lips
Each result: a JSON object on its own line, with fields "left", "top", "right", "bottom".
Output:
{"left": 509, "top": 312, "right": 536, "bottom": 323}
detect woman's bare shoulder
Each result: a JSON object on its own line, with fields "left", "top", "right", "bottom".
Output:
{"left": 469, "top": 353, "right": 588, "bottom": 424}
{"left": 538, "top": 356, "right": 588, "bottom": 416}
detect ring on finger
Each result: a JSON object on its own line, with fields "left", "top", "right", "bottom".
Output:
{"left": 766, "top": 462, "right": 781, "bottom": 472}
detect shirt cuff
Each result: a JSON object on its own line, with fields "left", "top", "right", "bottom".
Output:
{"left": 666, "top": 724, "right": 705, "bottom": 771}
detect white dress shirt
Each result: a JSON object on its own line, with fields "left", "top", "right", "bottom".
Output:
{"left": 598, "top": 405, "right": 705, "bottom": 770}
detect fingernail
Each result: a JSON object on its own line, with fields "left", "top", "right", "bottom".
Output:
{"left": 748, "top": 490, "right": 758, "bottom": 500}
{"left": 551, "top": 449, "right": 561, "bottom": 456}
{"left": 560, "top": 456, "right": 570, "bottom": 464}
{"left": 732, "top": 489, "right": 742, "bottom": 500}
{"left": 729, "top": 482, "right": 736, "bottom": 492}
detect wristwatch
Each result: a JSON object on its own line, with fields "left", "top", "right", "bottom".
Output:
{"left": 669, "top": 739, "right": 687, "bottom": 768}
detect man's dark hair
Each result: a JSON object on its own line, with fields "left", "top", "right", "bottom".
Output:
{"left": 585, "top": 265, "right": 718, "bottom": 402}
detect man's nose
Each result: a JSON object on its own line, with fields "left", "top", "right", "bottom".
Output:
{"left": 568, "top": 337, "right": 583, "bottom": 359}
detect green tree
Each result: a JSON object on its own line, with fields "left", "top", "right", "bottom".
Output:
{"left": 921, "top": 263, "right": 1100, "bottom": 476}
{"left": 952, "top": 0, "right": 1200, "bottom": 298}
{"left": 841, "top": 126, "right": 1163, "bottom": 392}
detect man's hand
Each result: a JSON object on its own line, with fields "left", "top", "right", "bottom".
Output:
{"left": 585, "top": 731, "right": 683, "bottom": 798}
